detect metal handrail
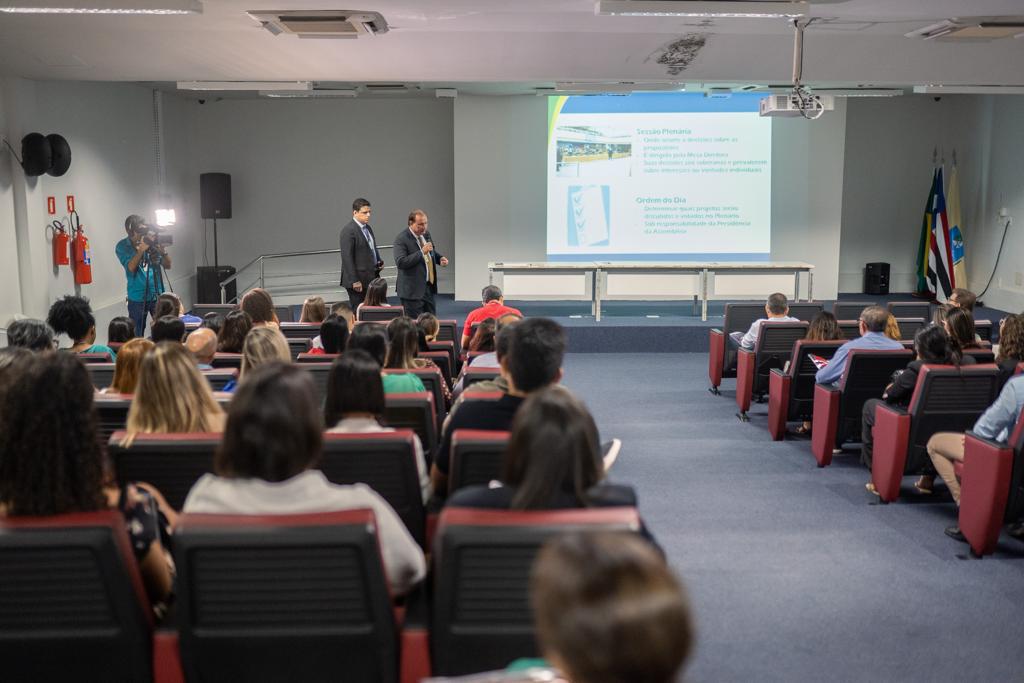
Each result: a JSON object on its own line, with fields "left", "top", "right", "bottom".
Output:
{"left": 219, "top": 245, "right": 394, "bottom": 303}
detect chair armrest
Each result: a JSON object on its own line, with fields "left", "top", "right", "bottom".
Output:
{"left": 767, "top": 370, "right": 792, "bottom": 441}
{"left": 709, "top": 329, "right": 725, "bottom": 388}
{"left": 870, "top": 404, "right": 911, "bottom": 502}
{"left": 959, "top": 431, "right": 1014, "bottom": 557}
{"left": 811, "top": 383, "right": 842, "bottom": 466}
{"left": 735, "top": 348, "right": 756, "bottom": 413}
{"left": 400, "top": 584, "right": 432, "bottom": 683}
{"left": 153, "top": 629, "right": 184, "bottom": 683}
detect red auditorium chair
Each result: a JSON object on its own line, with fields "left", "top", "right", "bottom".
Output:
{"left": 109, "top": 432, "right": 220, "bottom": 510}
{"left": 735, "top": 321, "right": 808, "bottom": 421}
{"left": 894, "top": 317, "right": 927, "bottom": 341}
{"left": 430, "top": 507, "right": 642, "bottom": 677}
{"left": 975, "top": 320, "right": 993, "bottom": 343}
{"left": 957, "top": 409, "right": 1024, "bottom": 556}
{"left": 296, "top": 352, "right": 339, "bottom": 363}
{"left": 274, "top": 305, "right": 294, "bottom": 323}
{"left": 418, "top": 349, "right": 453, "bottom": 387}
{"left": 463, "top": 365, "right": 501, "bottom": 389}
{"left": 95, "top": 393, "right": 134, "bottom": 444}
{"left": 435, "top": 320, "right": 460, "bottom": 349}
{"left": 173, "top": 510, "right": 400, "bottom": 682}
{"left": 870, "top": 365, "right": 1001, "bottom": 502}
{"left": 786, "top": 302, "right": 825, "bottom": 321}
{"left": 887, "top": 301, "right": 930, "bottom": 321}
{"left": 0, "top": 510, "right": 154, "bottom": 681}
{"left": 297, "top": 362, "right": 333, "bottom": 407}
{"left": 200, "top": 368, "right": 237, "bottom": 391}
{"left": 833, "top": 301, "right": 873, "bottom": 321}
{"left": 448, "top": 430, "right": 510, "bottom": 496}
{"left": 285, "top": 337, "right": 311, "bottom": 360}
{"left": 837, "top": 320, "right": 861, "bottom": 340}
{"left": 358, "top": 305, "right": 406, "bottom": 323}
{"left": 810, "top": 348, "right": 914, "bottom": 466}
{"left": 384, "top": 392, "right": 437, "bottom": 450}
{"left": 767, "top": 339, "right": 845, "bottom": 440}
{"left": 321, "top": 431, "right": 427, "bottom": 546}
{"left": 427, "top": 339, "right": 458, "bottom": 375}
{"left": 211, "top": 352, "right": 242, "bottom": 369}
{"left": 78, "top": 351, "right": 113, "bottom": 364}
{"left": 963, "top": 347, "right": 996, "bottom": 364}
{"left": 108, "top": 341, "right": 125, "bottom": 353}
{"left": 384, "top": 367, "right": 448, "bottom": 426}
{"left": 708, "top": 303, "right": 767, "bottom": 395}
{"left": 278, "top": 321, "right": 320, "bottom": 342}
{"left": 86, "top": 361, "right": 117, "bottom": 390}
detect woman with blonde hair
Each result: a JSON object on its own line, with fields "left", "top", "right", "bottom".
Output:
{"left": 123, "top": 342, "right": 225, "bottom": 442}
{"left": 300, "top": 296, "right": 327, "bottom": 324}
{"left": 884, "top": 314, "right": 902, "bottom": 341}
{"left": 103, "top": 337, "right": 155, "bottom": 394}
{"left": 221, "top": 326, "right": 292, "bottom": 392}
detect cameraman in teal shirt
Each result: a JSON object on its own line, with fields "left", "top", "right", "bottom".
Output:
{"left": 115, "top": 214, "right": 172, "bottom": 337}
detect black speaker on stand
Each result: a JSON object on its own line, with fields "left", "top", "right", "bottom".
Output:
{"left": 199, "top": 173, "right": 234, "bottom": 301}
{"left": 864, "top": 262, "right": 890, "bottom": 295}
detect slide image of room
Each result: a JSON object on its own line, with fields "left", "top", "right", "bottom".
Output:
{"left": 555, "top": 126, "right": 633, "bottom": 178}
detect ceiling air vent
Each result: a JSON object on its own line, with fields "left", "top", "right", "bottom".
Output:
{"left": 248, "top": 10, "right": 389, "bottom": 39}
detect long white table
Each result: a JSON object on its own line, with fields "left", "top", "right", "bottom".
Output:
{"left": 488, "top": 261, "right": 814, "bottom": 321}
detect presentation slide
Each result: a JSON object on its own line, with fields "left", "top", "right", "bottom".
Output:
{"left": 546, "top": 93, "right": 772, "bottom": 261}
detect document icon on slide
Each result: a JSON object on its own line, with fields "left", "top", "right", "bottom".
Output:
{"left": 567, "top": 185, "right": 610, "bottom": 247}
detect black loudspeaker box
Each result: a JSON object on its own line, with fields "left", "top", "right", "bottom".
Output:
{"left": 200, "top": 173, "right": 232, "bottom": 219}
{"left": 864, "top": 262, "right": 890, "bottom": 295}
{"left": 197, "top": 266, "right": 237, "bottom": 304}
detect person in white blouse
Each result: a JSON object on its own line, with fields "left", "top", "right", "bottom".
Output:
{"left": 182, "top": 361, "right": 425, "bottom": 595}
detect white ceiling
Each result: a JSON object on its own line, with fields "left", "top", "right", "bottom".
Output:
{"left": 1, "top": 0, "right": 1023, "bottom": 93}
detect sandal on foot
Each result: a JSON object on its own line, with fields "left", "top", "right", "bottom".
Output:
{"left": 913, "top": 477, "right": 934, "bottom": 495}
{"left": 865, "top": 482, "right": 880, "bottom": 497}
{"left": 794, "top": 424, "right": 812, "bottom": 436}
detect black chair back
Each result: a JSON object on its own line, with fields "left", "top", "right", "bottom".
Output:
{"left": 274, "top": 305, "right": 295, "bottom": 323}
{"left": 0, "top": 511, "right": 153, "bottom": 682}
{"left": 1002, "top": 413, "right": 1024, "bottom": 522}
{"left": 297, "top": 352, "right": 340, "bottom": 363}
{"left": 427, "top": 340, "right": 458, "bottom": 376}
{"left": 298, "top": 363, "right": 333, "bottom": 407}
{"left": 787, "top": 302, "right": 824, "bottom": 322}
{"left": 109, "top": 432, "right": 220, "bottom": 510}
{"left": 895, "top": 317, "right": 926, "bottom": 341}
{"left": 191, "top": 303, "right": 237, "bottom": 318}
{"left": 211, "top": 353, "right": 242, "bottom": 369}
{"left": 838, "top": 320, "right": 861, "bottom": 340}
{"left": 750, "top": 322, "right": 808, "bottom": 394}
{"left": 449, "top": 430, "right": 510, "bottom": 496}
{"left": 904, "top": 365, "right": 1001, "bottom": 471}
{"left": 286, "top": 337, "right": 310, "bottom": 360}
{"left": 836, "top": 350, "right": 914, "bottom": 429}
{"left": 358, "top": 305, "right": 405, "bottom": 322}
{"left": 963, "top": 348, "right": 996, "bottom": 364}
{"left": 78, "top": 352, "right": 113, "bottom": 364}
{"left": 95, "top": 395, "right": 133, "bottom": 445}
{"left": 384, "top": 392, "right": 437, "bottom": 450}
{"left": 430, "top": 507, "right": 641, "bottom": 676}
{"left": 436, "top": 320, "right": 459, "bottom": 348}
{"left": 833, "top": 301, "right": 873, "bottom": 321}
{"left": 975, "top": 320, "right": 993, "bottom": 343}
{"left": 86, "top": 362, "right": 117, "bottom": 390}
{"left": 888, "top": 301, "right": 930, "bottom": 321}
{"left": 418, "top": 350, "right": 453, "bottom": 387}
{"left": 278, "top": 322, "right": 320, "bottom": 341}
{"left": 720, "top": 303, "right": 767, "bottom": 375}
{"left": 787, "top": 340, "right": 845, "bottom": 418}
{"left": 321, "top": 432, "right": 425, "bottom": 545}
{"left": 464, "top": 366, "right": 501, "bottom": 388}
{"left": 174, "top": 510, "right": 398, "bottom": 683}
{"left": 201, "top": 369, "right": 237, "bottom": 391}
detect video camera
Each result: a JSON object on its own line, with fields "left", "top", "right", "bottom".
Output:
{"left": 139, "top": 224, "right": 173, "bottom": 248}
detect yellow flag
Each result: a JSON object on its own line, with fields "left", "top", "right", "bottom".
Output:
{"left": 947, "top": 165, "right": 967, "bottom": 289}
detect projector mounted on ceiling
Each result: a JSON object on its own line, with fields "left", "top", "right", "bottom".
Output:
{"left": 759, "top": 18, "right": 830, "bottom": 119}
{"left": 248, "top": 9, "right": 389, "bottom": 39}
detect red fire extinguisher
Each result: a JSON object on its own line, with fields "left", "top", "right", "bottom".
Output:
{"left": 70, "top": 212, "right": 92, "bottom": 285}
{"left": 51, "top": 221, "right": 70, "bottom": 267}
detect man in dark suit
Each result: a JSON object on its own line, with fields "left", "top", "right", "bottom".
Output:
{"left": 339, "top": 197, "right": 384, "bottom": 309}
{"left": 393, "top": 209, "right": 447, "bottom": 317}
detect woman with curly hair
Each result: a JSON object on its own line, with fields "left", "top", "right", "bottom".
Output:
{"left": 104, "top": 337, "right": 155, "bottom": 394}
{"left": 0, "top": 353, "right": 174, "bottom": 606}
{"left": 46, "top": 294, "right": 117, "bottom": 360}
{"left": 217, "top": 310, "right": 253, "bottom": 353}
{"left": 996, "top": 314, "right": 1024, "bottom": 390}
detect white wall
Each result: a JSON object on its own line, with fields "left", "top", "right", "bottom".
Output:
{"left": 0, "top": 83, "right": 25, "bottom": 332}
{"left": 0, "top": 80, "right": 196, "bottom": 343}
{"left": 181, "top": 97, "right": 456, "bottom": 301}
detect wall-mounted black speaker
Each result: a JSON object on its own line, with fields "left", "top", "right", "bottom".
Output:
{"left": 200, "top": 172, "right": 232, "bottom": 219}
{"left": 46, "top": 134, "right": 71, "bottom": 177}
{"left": 864, "top": 262, "right": 890, "bottom": 295}
{"left": 21, "top": 133, "right": 52, "bottom": 176}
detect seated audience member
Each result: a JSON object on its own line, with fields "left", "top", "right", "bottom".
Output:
{"left": 185, "top": 327, "right": 218, "bottom": 369}
{"left": 995, "top": 314, "right": 1024, "bottom": 389}
{"left": 815, "top": 305, "right": 904, "bottom": 385}
{"left": 529, "top": 532, "right": 693, "bottom": 683}
{"left": 932, "top": 303, "right": 955, "bottom": 327}
{"left": 948, "top": 287, "right": 977, "bottom": 313}
{"left": 416, "top": 312, "right": 440, "bottom": 343}
{"left": 154, "top": 292, "right": 201, "bottom": 324}
{"left": 5, "top": 318, "right": 55, "bottom": 351}
{"left": 944, "top": 307, "right": 982, "bottom": 354}
{"left": 200, "top": 312, "right": 224, "bottom": 336}
{"left": 0, "top": 353, "right": 174, "bottom": 606}
{"left": 468, "top": 318, "right": 497, "bottom": 354}
{"left": 299, "top": 296, "right": 327, "bottom": 324}
{"left": 451, "top": 315, "right": 522, "bottom": 400}
{"left": 104, "top": 337, "right": 155, "bottom": 394}
{"left": 324, "top": 350, "right": 430, "bottom": 503}
{"left": 468, "top": 313, "right": 521, "bottom": 367}
{"left": 107, "top": 316, "right": 136, "bottom": 344}
{"left": 239, "top": 287, "right": 279, "bottom": 327}
{"left": 222, "top": 326, "right": 291, "bottom": 392}
{"left": 386, "top": 317, "right": 450, "bottom": 403}
{"left": 217, "top": 310, "right": 253, "bottom": 353}
{"left": 732, "top": 292, "right": 799, "bottom": 350}
{"left": 182, "top": 362, "right": 426, "bottom": 595}
{"left": 306, "top": 314, "right": 349, "bottom": 356}
{"left": 46, "top": 295, "right": 117, "bottom": 360}
{"left": 434, "top": 317, "right": 566, "bottom": 495}
{"left": 927, "top": 372, "right": 1024, "bottom": 541}
{"left": 861, "top": 325, "right": 967, "bottom": 490}
{"left": 356, "top": 278, "right": 395, "bottom": 318}
{"left": 348, "top": 323, "right": 426, "bottom": 395}
{"left": 312, "top": 302, "right": 354, "bottom": 350}
{"left": 806, "top": 311, "right": 843, "bottom": 342}
{"left": 884, "top": 314, "right": 902, "bottom": 341}
{"left": 123, "top": 342, "right": 225, "bottom": 441}
{"left": 150, "top": 315, "right": 186, "bottom": 344}
{"left": 462, "top": 285, "right": 523, "bottom": 349}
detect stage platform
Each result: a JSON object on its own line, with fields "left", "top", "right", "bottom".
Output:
{"left": 428, "top": 293, "right": 1010, "bottom": 353}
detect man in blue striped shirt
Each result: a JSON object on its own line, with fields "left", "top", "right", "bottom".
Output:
{"left": 815, "top": 305, "right": 903, "bottom": 385}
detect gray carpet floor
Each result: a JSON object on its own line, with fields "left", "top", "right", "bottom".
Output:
{"left": 560, "top": 352, "right": 1024, "bottom": 683}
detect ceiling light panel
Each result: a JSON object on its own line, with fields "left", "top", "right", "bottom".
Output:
{"left": 596, "top": 1, "right": 808, "bottom": 19}
{"left": 0, "top": 0, "right": 200, "bottom": 12}
{"left": 178, "top": 81, "right": 311, "bottom": 91}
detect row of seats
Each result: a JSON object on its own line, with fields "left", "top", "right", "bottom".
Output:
{"left": 0, "top": 506, "right": 641, "bottom": 682}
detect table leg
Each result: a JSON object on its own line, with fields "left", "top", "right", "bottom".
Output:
{"left": 594, "top": 269, "right": 602, "bottom": 322}
{"left": 794, "top": 271, "right": 800, "bottom": 301}
{"left": 489, "top": 269, "right": 494, "bottom": 286}
{"left": 808, "top": 269, "right": 814, "bottom": 301}
{"left": 701, "top": 268, "right": 709, "bottom": 321}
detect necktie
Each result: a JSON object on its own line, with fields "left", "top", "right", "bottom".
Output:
{"left": 362, "top": 226, "right": 376, "bottom": 259}
{"left": 418, "top": 234, "right": 436, "bottom": 285}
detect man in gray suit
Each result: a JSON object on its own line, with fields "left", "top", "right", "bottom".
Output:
{"left": 393, "top": 209, "right": 447, "bottom": 317}
{"left": 339, "top": 197, "right": 384, "bottom": 309}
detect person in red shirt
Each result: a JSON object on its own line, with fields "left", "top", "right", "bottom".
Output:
{"left": 461, "top": 285, "right": 523, "bottom": 349}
